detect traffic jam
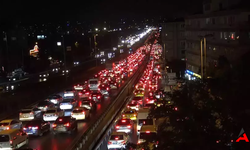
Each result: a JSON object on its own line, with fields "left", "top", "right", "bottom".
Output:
{"left": 0, "top": 43, "right": 150, "bottom": 149}
{"left": 107, "top": 42, "right": 165, "bottom": 149}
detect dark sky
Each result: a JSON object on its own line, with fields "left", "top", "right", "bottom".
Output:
{"left": 0, "top": 0, "right": 202, "bottom": 23}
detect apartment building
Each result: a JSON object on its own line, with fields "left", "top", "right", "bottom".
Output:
{"left": 185, "top": 0, "right": 250, "bottom": 79}
{"left": 161, "top": 19, "right": 185, "bottom": 62}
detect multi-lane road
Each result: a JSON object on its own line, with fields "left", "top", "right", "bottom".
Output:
{"left": 0, "top": 31, "right": 155, "bottom": 150}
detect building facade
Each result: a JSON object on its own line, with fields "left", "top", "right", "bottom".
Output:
{"left": 185, "top": 0, "right": 250, "bottom": 78}
{"left": 161, "top": 19, "right": 185, "bottom": 62}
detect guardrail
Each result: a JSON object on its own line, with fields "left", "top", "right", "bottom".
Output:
{"left": 69, "top": 54, "right": 149, "bottom": 150}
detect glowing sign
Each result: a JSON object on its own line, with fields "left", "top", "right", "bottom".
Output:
{"left": 30, "top": 42, "right": 39, "bottom": 57}
{"left": 185, "top": 70, "right": 201, "bottom": 78}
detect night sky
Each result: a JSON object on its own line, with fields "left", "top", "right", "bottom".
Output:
{"left": 0, "top": 0, "right": 202, "bottom": 23}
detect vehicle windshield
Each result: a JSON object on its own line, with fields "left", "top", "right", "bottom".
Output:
{"left": 26, "top": 120, "right": 42, "bottom": 126}
{"left": 55, "top": 117, "right": 70, "bottom": 124}
{"left": 124, "top": 110, "right": 135, "bottom": 114}
{"left": 0, "top": 135, "right": 9, "bottom": 142}
{"left": 82, "top": 101, "right": 90, "bottom": 105}
{"left": 133, "top": 97, "right": 142, "bottom": 100}
{"left": 138, "top": 119, "right": 154, "bottom": 125}
{"left": 0, "top": 123, "right": 9, "bottom": 126}
{"left": 139, "top": 133, "right": 157, "bottom": 141}
{"left": 73, "top": 109, "right": 83, "bottom": 113}
{"left": 110, "top": 135, "right": 123, "bottom": 140}
{"left": 117, "top": 119, "right": 130, "bottom": 125}
{"left": 20, "top": 110, "right": 32, "bottom": 113}
{"left": 46, "top": 110, "right": 56, "bottom": 113}
{"left": 89, "top": 81, "right": 98, "bottom": 84}
{"left": 38, "top": 101, "right": 50, "bottom": 106}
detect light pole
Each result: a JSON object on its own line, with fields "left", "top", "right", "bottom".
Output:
{"left": 94, "top": 34, "right": 98, "bottom": 66}
{"left": 3, "top": 31, "right": 9, "bottom": 72}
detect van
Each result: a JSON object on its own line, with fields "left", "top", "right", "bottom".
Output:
{"left": 137, "top": 108, "right": 150, "bottom": 134}
{"left": 0, "top": 129, "right": 28, "bottom": 149}
{"left": 88, "top": 79, "right": 99, "bottom": 91}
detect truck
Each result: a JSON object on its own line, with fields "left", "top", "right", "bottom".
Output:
{"left": 137, "top": 108, "right": 150, "bottom": 134}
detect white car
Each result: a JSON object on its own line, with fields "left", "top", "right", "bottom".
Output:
{"left": 60, "top": 99, "right": 77, "bottom": 110}
{"left": 0, "top": 119, "right": 22, "bottom": 131}
{"left": 19, "top": 108, "right": 41, "bottom": 121}
{"left": 43, "top": 108, "right": 64, "bottom": 121}
{"left": 71, "top": 107, "right": 90, "bottom": 120}
{"left": 107, "top": 132, "right": 129, "bottom": 149}
{"left": 64, "top": 89, "right": 75, "bottom": 98}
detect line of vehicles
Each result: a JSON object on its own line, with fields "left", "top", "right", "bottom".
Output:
{"left": 0, "top": 44, "right": 149, "bottom": 149}
{"left": 107, "top": 42, "right": 171, "bottom": 149}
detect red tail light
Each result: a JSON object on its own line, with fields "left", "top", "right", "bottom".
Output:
{"left": 116, "top": 126, "right": 120, "bottom": 129}
{"left": 127, "top": 125, "right": 131, "bottom": 128}
{"left": 64, "top": 123, "right": 70, "bottom": 127}
{"left": 89, "top": 96, "right": 92, "bottom": 99}
{"left": 30, "top": 112, "right": 33, "bottom": 115}
{"left": 19, "top": 113, "right": 22, "bottom": 115}
{"left": 86, "top": 92, "right": 89, "bottom": 95}
{"left": 97, "top": 96, "right": 101, "bottom": 99}
{"left": 136, "top": 105, "right": 139, "bottom": 107}
{"left": 10, "top": 140, "right": 13, "bottom": 145}
{"left": 6, "top": 126, "right": 10, "bottom": 130}
{"left": 146, "top": 99, "right": 149, "bottom": 101}
{"left": 127, "top": 106, "right": 130, "bottom": 108}
{"left": 122, "top": 114, "right": 125, "bottom": 117}
{"left": 82, "top": 111, "right": 85, "bottom": 114}
{"left": 146, "top": 131, "right": 150, "bottom": 133}
{"left": 78, "top": 92, "right": 83, "bottom": 96}
{"left": 34, "top": 126, "right": 39, "bottom": 129}
{"left": 106, "top": 87, "right": 109, "bottom": 91}
{"left": 108, "top": 141, "right": 112, "bottom": 145}
{"left": 52, "top": 124, "right": 57, "bottom": 128}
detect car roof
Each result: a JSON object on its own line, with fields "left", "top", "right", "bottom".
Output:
{"left": 0, "top": 129, "right": 20, "bottom": 134}
{"left": 111, "top": 132, "right": 126, "bottom": 136}
{"left": 0, "top": 119, "right": 13, "bottom": 123}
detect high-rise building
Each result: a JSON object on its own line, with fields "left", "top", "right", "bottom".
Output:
{"left": 161, "top": 19, "right": 186, "bottom": 62}
{"left": 185, "top": 0, "right": 250, "bottom": 79}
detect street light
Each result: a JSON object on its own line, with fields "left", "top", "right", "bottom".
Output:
{"left": 103, "top": 27, "right": 106, "bottom": 31}
{"left": 95, "top": 28, "right": 98, "bottom": 31}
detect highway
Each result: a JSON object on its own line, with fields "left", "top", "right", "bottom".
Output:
{"left": 0, "top": 29, "right": 155, "bottom": 150}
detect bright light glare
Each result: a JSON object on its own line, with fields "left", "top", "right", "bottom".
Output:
{"left": 103, "top": 27, "right": 106, "bottom": 30}
{"left": 57, "top": 42, "right": 61, "bottom": 46}
{"left": 95, "top": 28, "right": 98, "bottom": 31}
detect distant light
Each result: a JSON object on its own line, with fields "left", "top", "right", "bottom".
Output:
{"left": 121, "top": 40, "right": 125, "bottom": 43}
{"left": 95, "top": 28, "right": 98, "bottom": 31}
{"left": 103, "top": 27, "right": 106, "bottom": 31}
{"left": 82, "top": 33, "right": 84, "bottom": 36}
{"left": 119, "top": 28, "right": 122, "bottom": 31}
{"left": 57, "top": 42, "right": 62, "bottom": 46}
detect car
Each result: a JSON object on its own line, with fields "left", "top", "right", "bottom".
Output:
{"left": 43, "top": 108, "right": 64, "bottom": 121}
{"left": 78, "top": 89, "right": 91, "bottom": 99}
{"left": 23, "top": 120, "right": 50, "bottom": 136}
{"left": 115, "top": 119, "right": 134, "bottom": 133}
{"left": 99, "top": 84, "right": 110, "bottom": 95}
{"left": 63, "top": 89, "right": 75, "bottom": 98}
{"left": 19, "top": 108, "right": 41, "bottom": 121}
{"left": 109, "top": 80, "right": 118, "bottom": 89}
{"left": 71, "top": 107, "right": 90, "bottom": 120}
{"left": 89, "top": 91, "right": 104, "bottom": 102}
{"left": 80, "top": 100, "right": 96, "bottom": 110}
{"left": 0, "top": 129, "right": 28, "bottom": 149}
{"left": 37, "top": 101, "right": 55, "bottom": 112}
{"left": 74, "top": 84, "right": 85, "bottom": 91}
{"left": 134, "top": 90, "right": 144, "bottom": 97}
{"left": 52, "top": 116, "right": 77, "bottom": 134}
{"left": 0, "top": 119, "right": 22, "bottom": 131}
{"left": 146, "top": 96, "right": 156, "bottom": 104}
{"left": 107, "top": 132, "right": 129, "bottom": 149}
{"left": 46, "top": 95, "right": 63, "bottom": 105}
{"left": 122, "top": 109, "right": 137, "bottom": 121}
{"left": 127, "top": 101, "right": 140, "bottom": 111}
{"left": 59, "top": 99, "right": 77, "bottom": 110}
{"left": 132, "top": 96, "right": 144, "bottom": 106}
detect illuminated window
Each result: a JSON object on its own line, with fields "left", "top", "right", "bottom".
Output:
{"left": 229, "top": 32, "right": 235, "bottom": 40}
{"left": 224, "top": 32, "right": 228, "bottom": 40}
